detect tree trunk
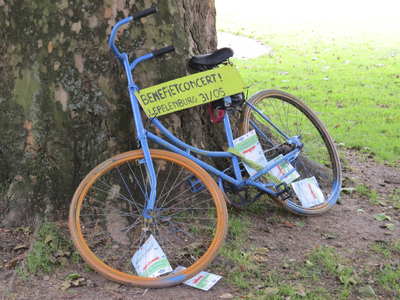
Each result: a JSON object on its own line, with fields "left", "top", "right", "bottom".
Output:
{"left": 0, "top": 0, "right": 225, "bottom": 227}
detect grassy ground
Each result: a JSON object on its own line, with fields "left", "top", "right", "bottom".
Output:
{"left": 215, "top": 2, "right": 400, "bottom": 299}
{"left": 217, "top": 0, "right": 400, "bottom": 165}
{"left": 219, "top": 206, "right": 400, "bottom": 300}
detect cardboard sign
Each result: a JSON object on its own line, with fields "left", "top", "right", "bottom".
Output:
{"left": 134, "top": 65, "right": 246, "bottom": 117}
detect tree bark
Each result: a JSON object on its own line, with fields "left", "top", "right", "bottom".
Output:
{"left": 0, "top": 0, "right": 225, "bottom": 227}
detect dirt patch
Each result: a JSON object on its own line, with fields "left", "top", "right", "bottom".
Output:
{"left": 1, "top": 149, "right": 399, "bottom": 299}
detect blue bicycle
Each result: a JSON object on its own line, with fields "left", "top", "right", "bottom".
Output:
{"left": 69, "top": 7, "right": 342, "bottom": 288}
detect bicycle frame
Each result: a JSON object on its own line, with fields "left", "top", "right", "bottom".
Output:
{"left": 110, "top": 17, "right": 301, "bottom": 218}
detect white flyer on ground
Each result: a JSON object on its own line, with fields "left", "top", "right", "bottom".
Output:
{"left": 233, "top": 130, "right": 268, "bottom": 176}
{"left": 291, "top": 177, "right": 325, "bottom": 208}
{"left": 269, "top": 154, "right": 300, "bottom": 184}
{"left": 131, "top": 234, "right": 172, "bottom": 277}
{"left": 172, "top": 266, "right": 222, "bottom": 291}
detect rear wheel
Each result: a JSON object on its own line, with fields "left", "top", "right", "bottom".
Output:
{"left": 239, "top": 89, "right": 342, "bottom": 215}
{"left": 69, "top": 149, "right": 227, "bottom": 288}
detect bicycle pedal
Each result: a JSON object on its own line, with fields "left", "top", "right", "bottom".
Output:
{"left": 275, "top": 182, "right": 292, "bottom": 201}
{"left": 187, "top": 175, "right": 205, "bottom": 193}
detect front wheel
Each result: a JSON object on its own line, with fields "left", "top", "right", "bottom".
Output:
{"left": 69, "top": 149, "right": 227, "bottom": 288}
{"left": 239, "top": 89, "right": 342, "bottom": 215}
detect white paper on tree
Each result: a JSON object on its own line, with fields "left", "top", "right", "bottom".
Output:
{"left": 131, "top": 234, "right": 172, "bottom": 277}
{"left": 172, "top": 266, "right": 222, "bottom": 291}
{"left": 290, "top": 177, "right": 325, "bottom": 208}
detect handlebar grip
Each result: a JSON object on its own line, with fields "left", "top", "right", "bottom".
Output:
{"left": 152, "top": 45, "right": 175, "bottom": 58}
{"left": 131, "top": 6, "right": 158, "bottom": 21}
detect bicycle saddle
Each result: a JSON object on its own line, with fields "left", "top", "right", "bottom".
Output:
{"left": 189, "top": 47, "right": 234, "bottom": 70}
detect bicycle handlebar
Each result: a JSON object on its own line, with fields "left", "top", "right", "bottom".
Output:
{"left": 152, "top": 45, "right": 175, "bottom": 58}
{"left": 109, "top": 6, "right": 175, "bottom": 64}
{"left": 131, "top": 6, "right": 158, "bottom": 21}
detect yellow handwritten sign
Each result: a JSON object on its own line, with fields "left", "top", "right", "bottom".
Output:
{"left": 134, "top": 65, "right": 246, "bottom": 117}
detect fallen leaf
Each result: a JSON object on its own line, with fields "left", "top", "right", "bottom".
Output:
{"left": 60, "top": 281, "right": 71, "bottom": 291}
{"left": 13, "top": 244, "right": 29, "bottom": 251}
{"left": 59, "top": 257, "right": 69, "bottom": 267}
{"left": 385, "top": 224, "right": 395, "bottom": 231}
{"left": 186, "top": 242, "right": 202, "bottom": 251}
{"left": 339, "top": 275, "right": 349, "bottom": 285}
{"left": 66, "top": 273, "right": 81, "bottom": 280}
{"left": 45, "top": 235, "right": 54, "bottom": 244}
{"left": 254, "top": 247, "right": 269, "bottom": 254}
{"left": 71, "top": 278, "right": 85, "bottom": 286}
{"left": 305, "top": 260, "right": 314, "bottom": 267}
{"left": 54, "top": 249, "right": 64, "bottom": 258}
{"left": 322, "top": 231, "right": 340, "bottom": 239}
{"left": 337, "top": 264, "right": 345, "bottom": 274}
{"left": 219, "top": 293, "right": 234, "bottom": 299}
{"left": 6, "top": 252, "right": 27, "bottom": 269}
{"left": 248, "top": 254, "right": 268, "bottom": 263}
{"left": 282, "top": 263, "right": 290, "bottom": 269}
{"left": 375, "top": 213, "right": 391, "bottom": 221}
{"left": 23, "top": 226, "right": 34, "bottom": 235}
{"left": 264, "top": 287, "right": 279, "bottom": 295}
{"left": 348, "top": 277, "right": 358, "bottom": 284}
{"left": 294, "top": 283, "right": 306, "bottom": 296}
{"left": 359, "top": 286, "right": 375, "bottom": 298}
{"left": 282, "top": 221, "right": 296, "bottom": 227}
{"left": 341, "top": 187, "right": 356, "bottom": 194}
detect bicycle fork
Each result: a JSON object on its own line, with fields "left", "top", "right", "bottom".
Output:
{"left": 123, "top": 55, "right": 158, "bottom": 220}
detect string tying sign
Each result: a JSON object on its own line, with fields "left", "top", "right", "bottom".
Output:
{"left": 134, "top": 65, "right": 246, "bottom": 117}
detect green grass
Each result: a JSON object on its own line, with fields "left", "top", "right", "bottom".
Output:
{"left": 356, "top": 184, "right": 380, "bottom": 204}
{"left": 376, "top": 264, "right": 400, "bottom": 296}
{"left": 388, "top": 187, "right": 400, "bottom": 209}
{"left": 369, "top": 240, "right": 400, "bottom": 298}
{"left": 220, "top": 211, "right": 356, "bottom": 298}
{"left": 218, "top": 11, "right": 400, "bottom": 165}
{"left": 218, "top": 209, "right": 400, "bottom": 298}
{"left": 23, "top": 220, "right": 70, "bottom": 274}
